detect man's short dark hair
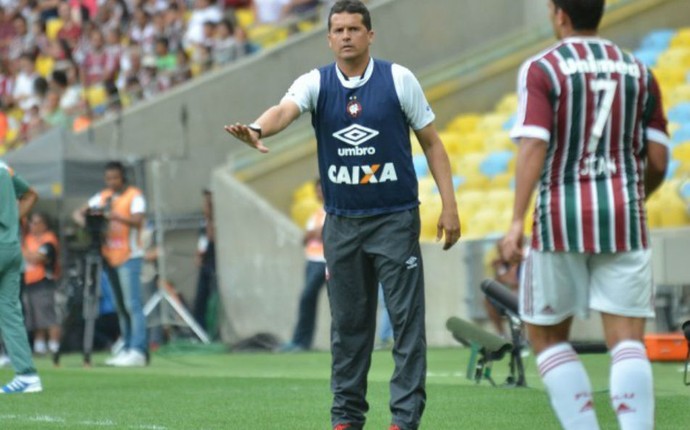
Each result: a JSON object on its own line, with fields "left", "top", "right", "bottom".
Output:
{"left": 105, "top": 161, "right": 127, "bottom": 180}
{"left": 551, "top": 0, "right": 605, "bottom": 31}
{"left": 328, "top": 0, "right": 371, "bottom": 31}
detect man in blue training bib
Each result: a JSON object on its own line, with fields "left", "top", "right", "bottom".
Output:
{"left": 225, "top": 1, "right": 461, "bottom": 429}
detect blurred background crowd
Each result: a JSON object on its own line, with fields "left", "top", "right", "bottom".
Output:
{"left": 0, "top": 0, "right": 327, "bottom": 154}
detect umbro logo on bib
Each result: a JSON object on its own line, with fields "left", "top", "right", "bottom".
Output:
{"left": 405, "top": 256, "right": 418, "bottom": 270}
{"left": 332, "top": 124, "right": 379, "bottom": 147}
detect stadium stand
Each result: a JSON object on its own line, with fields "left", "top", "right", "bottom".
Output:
{"left": 291, "top": 25, "right": 690, "bottom": 240}
{"left": 0, "top": 0, "right": 322, "bottom": 154}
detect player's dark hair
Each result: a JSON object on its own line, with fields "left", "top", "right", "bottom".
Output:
{"left": 551, "top": 0, "right": 605, "bottom": 31}
{"left": 105, "top": 161, "right": 127, "bottom": 182}
{"left": 328, "top": 0, "right": 371, "bottom": 31}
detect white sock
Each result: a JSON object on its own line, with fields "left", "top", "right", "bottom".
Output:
{"left": 48, "top": 341, "right": 60, "bottom": 353}
{"left": 537, "top": 343, "right": 600, "bottom": 430}
{"left": 33, "top": 340, "right": 47, "bottom": 354}
{"left": 609, "top": 340, "right": 654, "bottom": 430}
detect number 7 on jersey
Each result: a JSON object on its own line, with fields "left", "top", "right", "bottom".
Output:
{"left": 587, "top": 78, "right": 618, "bottom": 153}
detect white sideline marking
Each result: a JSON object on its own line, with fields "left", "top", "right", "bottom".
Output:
{"left": 0, "top": 414, "right": 168, "bottom": 429}
{"left": 30, "top": 415, "right": 66, "bottom": 423}
{"left": 80, "top": 419, "right": 116, "bottom": 426}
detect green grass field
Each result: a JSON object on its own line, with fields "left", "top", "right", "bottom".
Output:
{"left": 0, "top": 347, "right": 688, "bottom": 429}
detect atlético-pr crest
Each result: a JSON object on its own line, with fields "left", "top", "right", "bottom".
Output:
{"left": 347, "top": 96, "right": 362, "bottom": 118}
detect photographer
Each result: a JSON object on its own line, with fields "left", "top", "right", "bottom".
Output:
{"left": 73, "top": 161, "right": 148, "bottom": 367}
{"left": 21, "top": 212, "right": 61, "bottom": 356}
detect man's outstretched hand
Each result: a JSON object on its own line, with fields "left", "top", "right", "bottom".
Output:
{"left": 224, "top": 123, "right": 269, "bottom": 153}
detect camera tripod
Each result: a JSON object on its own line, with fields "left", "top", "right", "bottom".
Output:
{"left": 52, "top": 246, "right": 104, "bottom": 367}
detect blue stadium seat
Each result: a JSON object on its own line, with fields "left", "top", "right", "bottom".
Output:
{"left": 503, "top": 113, "right": 517, "bottom": 131}
{"left": 680, "top": 180, "right": 690, "bottom": 200}
{"left": 640, "top": 29, "right": 676, "bottom": 50}
{"left": 672, "top": 125, "right": 690, "bottom": 144}
{"left": 413, "top": 154, "right": 428, "bottom": 178}
{"left": 668, "top": 102, "right": 690, "bottom": 123}
{"left": 479, "top": 151, "right": 514, "bottom": 178}
{"left": 666, "top": 159, "right": 680, "bottom": 179}
{"left": 452, "top": 175, "right": 464, "bottom": 190}
{"left": 429, "top": 176, "right": 465, "bottom": 195}
{"left": 633, "top": 48, "right": 662, "bottom": 67}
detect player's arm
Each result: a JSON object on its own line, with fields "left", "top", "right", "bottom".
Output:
{"left": 225, "top": 70, "right": 318, "bottom": 152}
{"left": 17, "top": 187, "right": 38, "bottom": 219}
{"left": 394, "top": 64, "right": 460, "bottom": 249}
{"left": 109, "top": 211, "right": 144, "bottom": 228}
{"left": 645, "top": 141, "right": 668, "bottom": 198}
{"left": 72, "top": 203, "right": 89, "bottom": 227}
{"left": 415, "top": 124, "right": 461, "bottom": 250}
{"left": 644, "top": 72, "right": 670, "bottom": 199}
{"left": 224, "top": 100, "right": 301, "bottom": 153}
{"left": 501, "top": 61, "right": 553, "bottom": 263}
{"left": 110, "top": 195, "right": 145, "bottom": 228}
{"left": 503, "top": 137, "right": 547, "bottom": 263}
{"left": 11, "top": 172, "right": 38, "bottom": 219}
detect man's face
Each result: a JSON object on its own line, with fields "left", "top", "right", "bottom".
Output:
{"left": 327, "top": 13, "right": 373, "bottom": 62}
{"left": 104, "top": 169, "right": 124, "bottom": 192}
{"left": 29, "top": 215, "right": 46, "bottom": 235}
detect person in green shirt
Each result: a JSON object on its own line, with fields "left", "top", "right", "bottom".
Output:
{"left": 0, "top": 161, "right": 41, "bottom": 394}
{"left": 154, "top": 37, "right": 177, "bottom": 73}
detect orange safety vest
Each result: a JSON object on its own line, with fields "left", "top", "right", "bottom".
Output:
{"left": 22, "top": 231, "right": 59, "bottom": 284}
{"left": 99, "top": 186, "right": 144, "bottom": 267}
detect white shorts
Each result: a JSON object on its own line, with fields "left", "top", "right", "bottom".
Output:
{"left": 519, "top": 249, "right": 655, "bottom": 325}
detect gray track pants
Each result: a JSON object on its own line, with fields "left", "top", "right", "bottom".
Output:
{"left": 324, "top": 208, "right": 426, "bottom": 430}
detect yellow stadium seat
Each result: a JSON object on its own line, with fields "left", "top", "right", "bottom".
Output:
{"left": 486, "top": 189, "right": 514, "bottom": 213}
{"left": 417, "top": 177, "right": 437, "bottom": 202}
{"left": 665, "top": 83, "right": 690, "bottom": 109}
{"left": 446, "top": 113, "right": 482, "bottom": 134}
{"left": 452, "top": 152, "right": 485, "bottom": 177}
{"left": 489, "top": 171, "right": 514, "bottom": 189}
{"left": 235, "top": 8, "right": 255, "bottom": 28}
{"left": 247, "top": 24, "right": 289, "bottom": 48}
{"left": 484, "top": 131, "right": 515, "bottom": 152}
{"left": 669, "top": 27, "right": 690, "bottom": 49}
{"left": 646, "top": 198, "right": 661, "bottom": 229}
{"left": 658, "top": 193, "right": 689, "bottom": 227}
{"left": 419, "top": 200, "right": 442, "bottom": 241}
{"left": 35, "top": 55, "right": 54, "bottom": 78}
{"left": 672, "top": 142, "right": 690, "bottom": 163}
{"left": 656, "top": 48, "right": 690, "bottom": 69}
{"left": 652, "top": 66, "right": 686, "bottom": 88}
{"left": 478, "top": 113, "right": 511, "bottom": 132}
{"left": 410, "top": 132, "right": 424, "bottom": 155}
{"left": 437, "top": 131, "right": 463, "bottom": 156}
{"left": 85, "top": 85, "right": 107, "bottom": 108}
{"left": 457, "top": 189, "right": 486, "bottom": 219}
{"left": 494, "top": 93, "right": 518, "bottom": 114}
{"left": 296, "top": 20, "right": 316, "bottom": 33}
{"left": 455, "top": 131, "right": 487, "bottom": 155}
{"left": 468, "top": 208, "right": 503, "bottom": 239}
{"left": 290, "top": 199, "right": 321, "bottom": 228}
{"left": 292, "top": 180, "right": 316, "bottom": 201}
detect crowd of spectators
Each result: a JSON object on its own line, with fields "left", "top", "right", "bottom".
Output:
{"left": 0, "top": 0, "right": 324, "bottom": 153}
